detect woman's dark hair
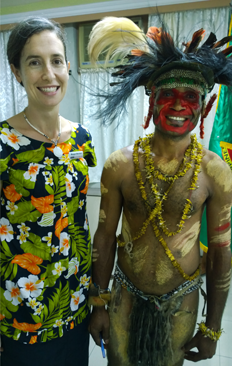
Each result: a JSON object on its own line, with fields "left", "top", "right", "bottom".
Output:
{"left": 7, "top": 16, "right": 67, "bottom": 69}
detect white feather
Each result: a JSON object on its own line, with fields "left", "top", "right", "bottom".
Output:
{"left": 88, "top": 17, "right": 148, "bottom": 66}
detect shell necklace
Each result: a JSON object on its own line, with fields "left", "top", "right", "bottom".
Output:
{"left": 23, "top": 110, "right": 61, "bottom": 145}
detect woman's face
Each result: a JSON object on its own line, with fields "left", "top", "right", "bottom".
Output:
{"left": 11, "top": 30, "right": 70, "bottom": 110}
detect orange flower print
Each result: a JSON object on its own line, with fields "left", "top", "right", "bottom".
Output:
{"left": 77, "top": 143, "right": 85, "bottom": 152}
{"left": 29, "top": 335, "right": 38, "bottom": 344}
{"left": 3, "top": 184, "right": 22, "bottom": 202}
{"left": 31, "top": 195, "right": 54, "bottom": 214}
{"left": 11, "top": 253, "right": 43, "bottom": 275}
{"left": 70, "top": 321, "right": 74, "bottom": 330}
{"left": 80, "top": 175, "right": 89, "bottom": 194}
{"left": 13, "top": 318, "right": 42, "bottom": 332}
{"left": 47, "top": 142, "right": 72, "bottom": 155}
{"left": 12, "top": 158, "right": 19, "bottom": 166}
{"left": 0, "top": 314, "right": 5, "bottom": 321}
{"left": 55, "top": 215, "right": 68, "bottom": 239}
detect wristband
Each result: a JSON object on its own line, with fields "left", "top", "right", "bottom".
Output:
{"left": 197, "top": 321, "right": 223, "bottom": 341}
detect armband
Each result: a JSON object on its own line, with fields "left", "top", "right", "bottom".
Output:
{"left": 197, "top": 321, "right": 223, "bottom": 341}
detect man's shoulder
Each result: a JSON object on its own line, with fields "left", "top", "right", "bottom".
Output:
{"left": 104, "top": 145, "right": 133, "bottom": 169}
{"left": 202, "top": 148, "right": 232, "bottom": 192}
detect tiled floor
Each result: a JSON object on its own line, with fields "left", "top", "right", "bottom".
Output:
{"left": 88, "top": 275, "right": 232, "bottom": 366}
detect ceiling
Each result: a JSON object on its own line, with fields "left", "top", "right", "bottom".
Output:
{"left": 1, "top": 0, "right": 45, "bottom": 6}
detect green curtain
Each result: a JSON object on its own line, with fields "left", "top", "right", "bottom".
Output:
{"left": 200, "top": 12, "right": 232, "bottom": 252}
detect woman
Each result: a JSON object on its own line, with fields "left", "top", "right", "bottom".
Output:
{"left": 0, "top": 17, "right": 96, "bottom": 366}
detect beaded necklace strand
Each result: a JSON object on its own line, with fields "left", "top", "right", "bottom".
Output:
{"left": 117, "top": 134, "right": 203, "bottom": 281}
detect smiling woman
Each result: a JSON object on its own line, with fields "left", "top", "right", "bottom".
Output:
{"left": 0, "top": 16, "right": 96, "bottom": 366}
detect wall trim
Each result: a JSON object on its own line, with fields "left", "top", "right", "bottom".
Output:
{"left": 0, "top": 0, "right": 209, "bottom": 25}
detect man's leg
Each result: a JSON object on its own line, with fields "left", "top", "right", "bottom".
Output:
{"left": 107, "top": 280, "right": 134, "bottom": 366}
{"left": 168, "top": 289, "right": 199, "bottom": 366}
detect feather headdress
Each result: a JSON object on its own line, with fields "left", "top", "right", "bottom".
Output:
{"left": 88, "top": 16, "right": 232, "bottom": 126}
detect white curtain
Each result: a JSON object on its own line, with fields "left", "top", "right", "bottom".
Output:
{"left": 80, "top": 69, "right": 146, "bottom": 183}
{"left": 149, "top": 7, "right": 230, "bottom": 148}
{"left": 0, "top": 31, "right": 28, "bottom": 121}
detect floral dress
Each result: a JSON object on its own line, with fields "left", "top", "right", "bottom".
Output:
{"left": 0, "top": 121, "right": 97, "bottom": 344}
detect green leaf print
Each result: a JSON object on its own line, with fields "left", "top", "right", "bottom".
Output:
{"left": 45, "top": 184, "right": 54, "bottom": 195}
{"left": 72, "top": 160, "right": 88, "bottom": 176}
{"left": 67, "top": 195, "right": 80, "bottom": 216}
{"left": 41, "top": 282, "right": 71, "bottom": 330}
{"left": 7, "top": 201, "right": 41, "bottom": 224}
{"left": 52, "top": 166, "right": 66, "bottom": 203}
{"left": 71, "top": 130, "right": 76, "bottom": 138}
{"left": 16, "top": 144, "right": 46, "bottom": 163}
{"left": 68, "top": 225, "right": 90, "bottom": 263}
{"left": 0, "top": 153, "right": 12, "bottom": 174}
{"left": 42, "top": 259, "right": 69, "bottom": 288}
{"left": 69, "top": 138, "right": 76, "bottom": 145}
{"left": 0, "top": 241, "right": 17, "bottom": 281}
{"left": 0, "top": 288, "right": 18, "bottom": 319}
{"left": 9, "top": 169, "right": 35, "bottom": 197}
{"left": 21, "top": 233, "right": 51, "bottom": 260}
{"left": 1, "top": 240, "right": 13, "bottom": 257}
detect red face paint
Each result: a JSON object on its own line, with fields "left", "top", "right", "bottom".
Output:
{"left": 154, "top": 88, "right": 201, "bottom": 135}
{"left": 214, "top": 222, "right": 230, "bottom": 232}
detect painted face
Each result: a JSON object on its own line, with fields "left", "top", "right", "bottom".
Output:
{"left": 12, "top": 30, "right": 69, "bottom": 109}
{"left": 153, "top": 87, "right": 202, "bottom": 136}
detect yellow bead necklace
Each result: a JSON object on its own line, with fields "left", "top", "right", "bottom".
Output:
{"left": 117, "top": 134, "right": 203, "bottom": 281}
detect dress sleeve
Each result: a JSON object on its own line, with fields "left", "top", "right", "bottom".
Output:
{"left": 83, "top": 128, "right": 97, "bottom": 168}
{"left": 0, "top": 122, "right": 11, "bottom": 181}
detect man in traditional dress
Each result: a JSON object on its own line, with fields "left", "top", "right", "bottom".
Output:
{"left": 87, "top": 18, "right": 232, "bottom": 366}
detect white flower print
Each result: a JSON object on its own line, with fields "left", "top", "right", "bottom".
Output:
{"left": 43, "top": 157, "right": 54, "bottom": 166}
{"left": 79, "top": 199, "right": 84, "bottom": 210}
{"left": 34, "top": 304, "right": 44, "bottom": 315}
{"left": 70, "top": 288, "right": 85, "bottom": 311}
{"left": 18, "top": 275, "right": 44, "bottom": 299}
{"left": 53, "top": 319, "right": 64, "bottom": 328}
{"left": 58, "top": 154, "right": 70, "bottom": 165}
{"left": 26, "top": 297, "right": 39, "bottom": 309}
{"left": 4, "top": 280, "right": 22, "bottom": 306}
{"left": 43, "top": 172, "right": 53, "bottom": 186}
{"left": 80, "top": 274, "right": 90, "bottom": 289}
{"left": 17, "top": 231, "right": 29, "bottom": 244}
{"left": 6, "top": 200, "right": 18, "bottom": 215}
{"left": 51, "top": 245, "right": 59, "bottom": 257}
{"left": 59, "top": 232, "right": 70, "bottom": 256}
{"left": 61, "top": 202, "right": 67, "bottom": 217}
{"left": 73, "top": 172, "right": 78, "bottom": 180}
{"left": 23, "top": 163, "right": 44, "bottom": 182}
{"left": 42, "top": 232, "right": 52, "bottom": 247}
{"left": 52, "top": 262, "right": 66, "bottom": 276}
{"left": 0, "top": 217, "right": 14, "bottom": 242}
{"left": 68, "top": 163, "right": 74, "bottom": 173}
{"left": 17, "top": 223, "right": 30, "bottom": 235}
{"left": 0, "top": 128, "right": 31, "bottom": 150}
{"left": 65, "top": 173, "right": 75, "bottom": 197}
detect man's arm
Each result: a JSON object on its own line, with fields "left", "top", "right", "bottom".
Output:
{"left": 88, "top": 152, "right": 124, "bottom": 348}
{"left": 185, "top": 157, "right": 232, "bottom": 361}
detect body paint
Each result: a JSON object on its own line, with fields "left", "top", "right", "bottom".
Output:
{"left": 132, "top": 245, "right": 148, "bottom": 274}
{"left": 104, "top": 150, "right": 128, "bottom": 171}
{"left": 157, "top": 158, "right": 179, "bottom": 175}
{"left": 156, "top": 260, "right": 173, "bottom": 285}
{"left": 173, "top": 221, "right": 200, "bottom": 257}
{"left": 154, "top": 89, "right": 201, "bottom": 135}
{"left": 99, "top": 209, "right": 106, "bottom": 223}
{"left": 206, "top": 157, "right": 232, "bottom": 192}
{"left": 210, "top": 229, "right": 231, "bottom": 244}
{"left": 215, "top": 222, "right": 230, "bottom": 232}
{"left": 92, "top": 248, "right": 99, "bottom": 262}
{"left": 219, "top": 204, "right": 231, "bottom": 223}
{"left": 101, "top": 183, "right": 108, "bottom": 195}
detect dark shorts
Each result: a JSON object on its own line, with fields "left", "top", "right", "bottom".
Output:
{"left": 1, "top": 315, "right": 90, "bottom": 366}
